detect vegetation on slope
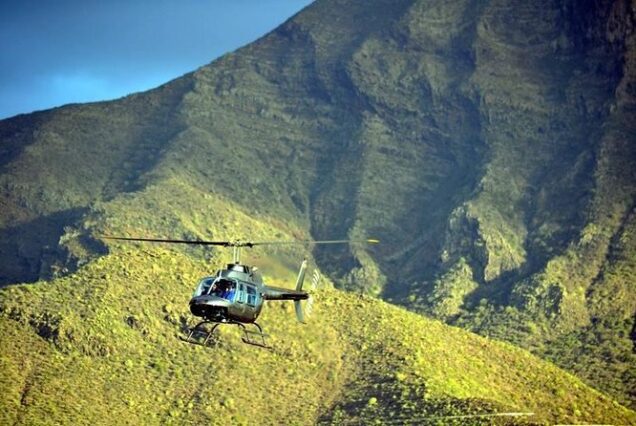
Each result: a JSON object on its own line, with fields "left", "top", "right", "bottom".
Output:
{"left": 1, "top": 246, "right": 634, "bottom": 425}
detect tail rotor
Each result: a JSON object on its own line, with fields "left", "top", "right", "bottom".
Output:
{"left": 294, "top": 260, "right": 321, "bottom": 323}
{"left": 304, "top": 269, "right": 320, "bottom": 318}
{"left": 294, "top": 259, "right": 308, "bottom": 323}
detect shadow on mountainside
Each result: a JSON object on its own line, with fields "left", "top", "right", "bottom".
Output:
{"left": 0, "top": 207, "right": 106, "bottom": 286}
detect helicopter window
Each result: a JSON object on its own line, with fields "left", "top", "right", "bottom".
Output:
{"left": 246, "top": 286, "right": 257, "bottom": 306}
{"left": 210, "top": 278, "right": 236, "bottom": 301}
{"left": 237, "top": 283, "right": 247, "bottom": 304}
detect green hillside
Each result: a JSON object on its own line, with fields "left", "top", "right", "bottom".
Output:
{"left": 1, "top": 0, "right": 635, "bottom": 411}
{"left": 1, "top": 245, "right": 633, "bottom": 425}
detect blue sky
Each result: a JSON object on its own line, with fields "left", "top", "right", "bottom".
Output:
{"left": 0, "top": 0, "right": 313, "bottom": 120}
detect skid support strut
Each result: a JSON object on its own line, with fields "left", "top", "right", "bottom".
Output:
{"left": 239, "top": 322, "right": 268, "bottom": 348}
{"left": 181, "top": 320, "right": 221, "bottom": 347}
{"left": 180, "top": 319, "right": 269, "bottom": 348}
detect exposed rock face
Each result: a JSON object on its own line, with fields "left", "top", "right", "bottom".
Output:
{"left": 0, "top": 0, "right": 634, "bottom": 405}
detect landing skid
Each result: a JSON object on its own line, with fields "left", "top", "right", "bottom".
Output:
{"left": 180, "top": 319, "right": 270, "bottom": 349}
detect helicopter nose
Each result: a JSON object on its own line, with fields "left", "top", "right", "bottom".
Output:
{"left": 189, "top": 296, "right": 228, "bottom": 319}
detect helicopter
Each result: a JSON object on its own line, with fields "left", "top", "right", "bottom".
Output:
{"left": 102, "top": 236, "right": 378, "bottom": 348}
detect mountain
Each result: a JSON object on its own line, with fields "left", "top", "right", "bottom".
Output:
{"left": 1, "top": 247, "right": 634, "bottom": 425}
{"left": 1, "top": 0, "right": 635, "bottom": 411}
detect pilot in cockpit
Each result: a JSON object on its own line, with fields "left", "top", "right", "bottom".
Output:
{"left": 224, "top": 282, "right": 236, "bottom": 300}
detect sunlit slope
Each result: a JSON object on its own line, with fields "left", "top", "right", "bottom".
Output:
{"left": 0, "top": 248, "right": 633, "bottom": 425}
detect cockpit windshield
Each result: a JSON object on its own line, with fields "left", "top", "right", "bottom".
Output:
{"left": 195, "top": 278, "right": 214, "bottom": 297}
{"left": 194, "top": 277, "right": 236, "bottom": 301}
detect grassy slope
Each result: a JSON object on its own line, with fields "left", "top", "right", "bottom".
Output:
{"left": 0, "top": 246, "right": 633, "bottom": 425}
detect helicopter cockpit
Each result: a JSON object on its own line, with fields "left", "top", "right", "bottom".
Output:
{"left": 194, "top": 277, "right": 237, "bottom": 301}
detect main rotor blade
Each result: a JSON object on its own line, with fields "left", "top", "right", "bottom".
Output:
{"left": 101, "top": 236, "right": 379, "bottom": 247}
{"left": 250, "top": 239, "right": 380, "bottom": 246}
{"left": 101, "top": 236, "right": 236, "bottom": 246}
